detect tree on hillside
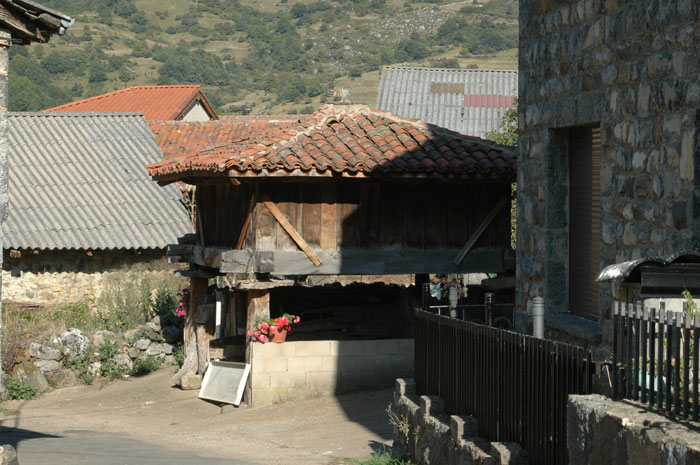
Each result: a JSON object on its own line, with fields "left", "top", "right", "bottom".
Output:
{"left": 485, "top": 101, "right": 518, "bottom": 249}
{"left": 484, "top": 100, "right": 518, "bottom": 147}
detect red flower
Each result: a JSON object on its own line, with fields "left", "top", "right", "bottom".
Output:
{"left": 259, "top": 334, "right": 267, "bottom": 343}
{"left": 293, "top": 316, "right": 301, "bottom": 324}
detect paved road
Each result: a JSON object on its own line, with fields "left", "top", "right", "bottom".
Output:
{"left": 3, "top": 428, "right": 258, "bottom": 465}
{"left": 0, "top": 370, "right": 393, "bottom": 464}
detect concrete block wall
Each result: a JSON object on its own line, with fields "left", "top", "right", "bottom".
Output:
{"left": 250, "top": 339, "right": 413, "bottom": 406}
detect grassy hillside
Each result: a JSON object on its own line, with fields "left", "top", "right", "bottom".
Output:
{"left": 11, "top": 0, "right": 517, "bottom": 115}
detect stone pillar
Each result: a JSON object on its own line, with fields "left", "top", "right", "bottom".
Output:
{"left": 0, "top": 29, "right": 11, "bottom": 395}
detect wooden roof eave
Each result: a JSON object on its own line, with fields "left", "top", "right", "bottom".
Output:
{"left": 174, "top": 90, "right": 219, "bottom": 121}
{"left": 153, "top": 167, "right": 515, "bottom": 186}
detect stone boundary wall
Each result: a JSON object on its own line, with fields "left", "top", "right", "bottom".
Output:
{"left": 2, "top": 249, "right": 168, "bottom": 304}
{"left": 568, "top": 394, "right": 700, "bottom": 465}
{"left": 249, "top": 339, "right": 413, "bottom": 407}
{"left": 391, "top": 378, "right": 527, "bottom": 465}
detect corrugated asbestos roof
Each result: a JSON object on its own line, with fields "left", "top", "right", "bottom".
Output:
{"left": 5, "top": 112, "right": 194, "bottom": 250}
{"left": 148, "top": 104, "right": 516, "bottom": 182}
{"left": 44, "top": 85, "right": 218, "bottom": 121}
{"left": 376, "top": 67, "right": 518, "bottom": 138}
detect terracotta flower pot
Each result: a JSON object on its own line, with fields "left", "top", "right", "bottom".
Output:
{"left": 269, "top": 326, "right": 289, "bottom": 343}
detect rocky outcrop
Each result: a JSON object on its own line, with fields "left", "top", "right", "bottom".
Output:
{"left": 11, "top": 315, "right": 185, "bottom": 396}
{"left": 28, "top": 343, "right": 61, "bottom": 361}
{"left": 180, "top": 371, "right": 202, "bottom": 391}
{"left": 59, "top": 328, "right": 90, "bottom": 361}
{"left": 12, "top": 362, "right": 49, "bottom": 394}
{"left": 0, "top": 444, "right": 19, "bottom": 465}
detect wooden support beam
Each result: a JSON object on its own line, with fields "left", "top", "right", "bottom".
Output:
{"left": 454, "top": 197, "right": 508, "bottom": 266}
{"left": 220, "top": 247, "right": 511, "bottom": 275}
{"left": 236, "top": 194, "right": 256, "bottom": 250}
{"left": 262, "top": 196, "right": 322, "bottom": 266}
{"left": 169, "top": 244, "right": 224, "bottom": 270}
{"left": 196, "top": 207, "right": 206, "bottom": 248}
{"left": 195, "top": 304, "right": 214, "bottom": 374}
{"left": 172, "top": 277, "right": 209, "bottom": 386}
{"left": 245, "top": 289, "right": 270, "bottom": 398}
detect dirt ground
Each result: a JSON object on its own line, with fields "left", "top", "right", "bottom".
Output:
{"left": 0, "top": 368, "right": 395, "bottom": 465}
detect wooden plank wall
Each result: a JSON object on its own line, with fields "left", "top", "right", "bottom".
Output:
{"left": 198, "top": 181, "right": 511, "bottom": 251}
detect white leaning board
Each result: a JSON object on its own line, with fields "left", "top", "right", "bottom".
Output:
{"left": 199, "top": 361, "right": 250, "bottom": 406}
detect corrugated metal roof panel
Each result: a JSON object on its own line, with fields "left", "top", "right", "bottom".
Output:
{"left": 5, "top": 112, "right": 193, "bottom": 250}
{"left": 375, "top": 67, "right": 518, "bottom": 138}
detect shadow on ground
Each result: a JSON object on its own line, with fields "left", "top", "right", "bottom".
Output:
{"left": 2, "top": 427, "right": 258, "bottom": 465}
{"left": 0, "top": 425, "right": 61, "bottom": 450}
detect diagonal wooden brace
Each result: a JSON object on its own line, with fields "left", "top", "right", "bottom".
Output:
{"left": 454, "top": 196, "right": 508, "bottom": 266}
{"left": 262, "top": 195, "right": 322, "bottom": 266}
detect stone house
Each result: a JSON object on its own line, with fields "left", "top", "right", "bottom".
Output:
{"left": 516, "top": 0, "right": 700, "bottom": 353}
{"left": 46, "top": 85, "right": 219, "bottom": 121}
{"left": 2, "top": 112, "right": 192, "bottom": 303}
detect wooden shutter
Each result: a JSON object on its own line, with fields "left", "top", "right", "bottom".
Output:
{"left": 569, "top": 126, "right": 601, "bottom": 319}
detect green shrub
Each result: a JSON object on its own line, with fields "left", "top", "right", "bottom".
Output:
{"left": 96, "top": 340, "right": 125, "bottom": 379}
{"left": 357, "top": 450, "right": 413, "bottom": 465}
{"left": 49, "top": 301, "right": 92, "bottom": 329}
{"left": 127, "top": 328, "right": 163, "bottom": 345}
{"left": 152, "top": 288, "right": 177, "bottom": 317}
{"left": 95, "top": 268, "right": 183, "bottom": 332}
{"left": 173, "top": 343, "right": 185, "bottom": 368}
{"left": 63, "top": 350, "right": 93, "bottom": 373}
{"left": 6, "top": 378, "right": 37, "bottom": 400}
{"left": 132, "top": 355, "right": 163, "bottom": 375}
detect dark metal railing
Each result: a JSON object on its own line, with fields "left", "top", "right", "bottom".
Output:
{"left": 612, "top": 302, "right": 700, "bottom": 420}
{"left": 415, "top": 309, "right": 591, "bottom": 465}
{"left": 422, "top": 283, "right": 515, "bottom": 329}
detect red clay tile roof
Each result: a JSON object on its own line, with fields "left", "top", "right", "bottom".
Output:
{"left": 150, "top": 116, "right": 313, "bottom": 162}
{"left": 45, "top": 85, "right": 218, "bottom": 121}
{"left": 148, "top": 105, "right": 516, "bottom": 182}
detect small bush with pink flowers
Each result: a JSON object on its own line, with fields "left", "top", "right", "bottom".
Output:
{"left": 174, "top": 287, "right": 189, "bottom": 317}
{"left": 247, "top": 313, "right": 301, "bottom": 343}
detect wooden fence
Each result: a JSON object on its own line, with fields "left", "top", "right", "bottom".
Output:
{"left": 612, "top": 302, "right": 700, "bottom": 420}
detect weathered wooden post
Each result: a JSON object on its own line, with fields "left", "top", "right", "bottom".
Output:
{"left": 172, "top": 276, "right": 208, "bottom": 385}
{"left": 0, "top": 29, "right": 9, "bottom": 394}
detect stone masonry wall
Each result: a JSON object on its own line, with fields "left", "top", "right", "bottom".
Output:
{"left": 517, "top": 0, "right": 700, "bottom": 351}
{"left": 2, "top": 249, "right": 168, "bottom": 304}
{"left": 390, "top": 379, "right": 527, "bottom": 465}
{"left": 568, "top": 394, "right": 700, "bottom": 464}
{"left": 249, "top": 339, "right": 413, "bottom": 407}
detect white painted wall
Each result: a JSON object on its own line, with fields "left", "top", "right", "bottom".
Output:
{"left": 181, "top": 101, "right": 213, "bottom": 122}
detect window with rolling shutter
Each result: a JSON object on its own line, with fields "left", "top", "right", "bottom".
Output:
{"left": 569, "top": 126, "right": 601, "bottom": 319}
